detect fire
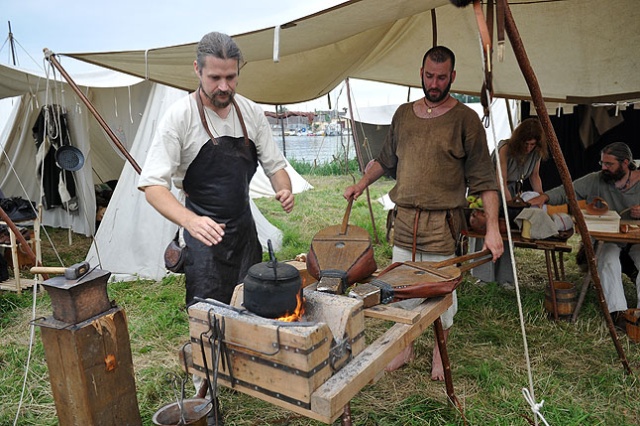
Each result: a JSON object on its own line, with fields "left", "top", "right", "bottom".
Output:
{"left": 276, "top": 292, "right": 306, "bottom": 322}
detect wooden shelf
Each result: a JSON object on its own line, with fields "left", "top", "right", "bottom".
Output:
{"left": 0, "top": 278, "right": 37, "bottom": 292}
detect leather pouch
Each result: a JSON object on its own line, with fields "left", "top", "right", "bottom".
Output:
{"left": 164, "top": 231, "right": 185, "bottom": 273}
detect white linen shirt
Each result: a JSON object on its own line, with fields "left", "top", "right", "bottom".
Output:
{"left": 138, "top": 93, "right": 286, "bottom": 191}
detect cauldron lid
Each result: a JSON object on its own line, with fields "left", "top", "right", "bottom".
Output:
{"left": 246, "top": 240, "right": 299, "bottom": 282}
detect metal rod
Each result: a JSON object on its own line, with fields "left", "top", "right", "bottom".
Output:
{"left": 43, "top": 49, "right": 142, "bottom": 174}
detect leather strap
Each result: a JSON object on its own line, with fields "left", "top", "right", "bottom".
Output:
{"left": 196, "top": 87, "right": 218, "bottom": 144}
{"left": 412, "top": 208, "right": 420, "bottom": 262}
{"left": 496, "top": 0, "right": 506, "bottom": 60}
{"left": 473, "top": 0, "right": 494, "bottom": 123}
{"left": 195, "top": 87, "right": 250, "bottom": 146}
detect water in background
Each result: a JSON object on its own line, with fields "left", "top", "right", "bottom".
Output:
{"left": 273, "top": 134, "right": 356, "bottom": 164}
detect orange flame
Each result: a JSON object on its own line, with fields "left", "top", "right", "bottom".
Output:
{"left": 276, "top": 292, "right": 306, "bottom": 322}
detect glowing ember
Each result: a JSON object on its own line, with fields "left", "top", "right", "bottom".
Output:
{"left": 276, "top": 293, "right": 306, "bottom": 322}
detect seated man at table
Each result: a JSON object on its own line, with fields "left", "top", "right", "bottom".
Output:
{"left": 528, "top": 142, "right": 640, "bottom": 328}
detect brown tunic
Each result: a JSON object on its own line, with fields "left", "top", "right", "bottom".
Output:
{"left": 378, "top": 101, "right": 498, "bottom": 254}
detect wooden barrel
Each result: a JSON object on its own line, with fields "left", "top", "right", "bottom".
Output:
{"left": 624, "top": 309, "right": 640, "bottom": 343}
{"left": 544, "top": 281, "right": 577, "bottom": 318}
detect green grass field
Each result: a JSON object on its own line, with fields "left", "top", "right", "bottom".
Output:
{"left": 1, "top": 174, "right": 638, "bottom": 425}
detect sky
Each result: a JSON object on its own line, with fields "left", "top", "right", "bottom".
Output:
{"left": 0, "top": 0, "right": 423, "bottom": 111}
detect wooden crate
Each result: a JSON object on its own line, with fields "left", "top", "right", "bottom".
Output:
{"left": 582, "top": 209, "right": 620, "bottom": 233}
{"left": 188, "top": 289, "right": 364, "bottom": 409}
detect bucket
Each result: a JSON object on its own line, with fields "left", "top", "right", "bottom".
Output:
{"left": 544, "top": 281, "right": 577, "bottom": 318}
{"left": 152, "top": 398, "right": 212, "bottom": 426}
{"left": 623, "top": 309, "right": 640, "bottom": 343}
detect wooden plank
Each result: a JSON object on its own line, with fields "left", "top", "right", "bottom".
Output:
{"left": 311, "top": 294, "right": 452, "bottom": 421}
{"left": 363, "top": 304, "right": 422, "bottom": 324}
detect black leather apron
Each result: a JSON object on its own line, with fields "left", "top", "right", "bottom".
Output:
{"left": 182, "top": 127, "right": 261, "bottom": 307}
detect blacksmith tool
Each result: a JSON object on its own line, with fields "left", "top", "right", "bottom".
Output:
{"left": 30, "top": 261, "right": 91, "bottom": 280}
{"left": 349, "top": 249, "right": 492, "bottom": 308}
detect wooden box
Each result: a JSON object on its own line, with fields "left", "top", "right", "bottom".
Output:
{"left": 582, "top": 209, "right": 620, "bottom": 233}
{"left": 188, "top": 289, "right": 364, "bottom": 410}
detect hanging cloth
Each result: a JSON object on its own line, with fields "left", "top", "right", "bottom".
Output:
{"left": 32, "top": 105, "right": 78, "bottom": 211}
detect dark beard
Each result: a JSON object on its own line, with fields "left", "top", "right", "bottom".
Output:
{"left": 421, "top": 78, "right": 452, "bottom": 103}
{"left": 203, "top": 88, "right": 234, "bottom": 109}
{"left": 601, "top": 169, "right": 626, "bottom": 183}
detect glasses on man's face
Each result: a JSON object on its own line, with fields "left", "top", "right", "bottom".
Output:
{"left": 598, "top": 160, "right": 618, "bottom": 169}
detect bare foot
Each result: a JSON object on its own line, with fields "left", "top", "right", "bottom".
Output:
{"left": 431, "top": 328, "right": 450, "bottom": 381}
{"left": 385, "top": 344, "right": 415, "bottom": 372}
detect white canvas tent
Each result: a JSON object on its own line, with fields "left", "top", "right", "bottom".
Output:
{"left": 63, "top": 0, "right": 639, "bottom": 106}
{"left": 0, "top": 63, "right": 312, "bottom": 281}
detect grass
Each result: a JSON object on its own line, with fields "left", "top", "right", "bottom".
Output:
{"left": 1, "top": 174, "right": 639, "bottom": 425}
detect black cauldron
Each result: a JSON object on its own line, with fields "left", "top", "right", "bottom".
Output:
{"left": 243, "top": 240, "right": 302, "bottom": 318}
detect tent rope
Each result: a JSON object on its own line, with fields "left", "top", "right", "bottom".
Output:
{"left": 12, "top": 276, "right": 40, "bottom": 426}
{"left": 487, "top": 91, "right": 550, "bottom": 425}
{"left": 522, "top": 388, "right": 550, "bottom": 426}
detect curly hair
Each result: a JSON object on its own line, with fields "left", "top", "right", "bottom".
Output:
{"left": 506, "top": 118, "right": 548, "bottom": 165}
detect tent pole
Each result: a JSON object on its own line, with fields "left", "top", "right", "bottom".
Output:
{"left": 43, "top": 49, "right": 142, "bottom": 174}
{"left": 345, "top": 78, "right": 379, "bottom": 244}
{"left": 503, "top": 2, "right": 632, "bottom": 375}
{"left": 276, "top": 105, "right": 287, "bottom": 157}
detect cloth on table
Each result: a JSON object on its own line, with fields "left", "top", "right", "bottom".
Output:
{"left": 514, "top": 208, "right": 558, "bottom": 240}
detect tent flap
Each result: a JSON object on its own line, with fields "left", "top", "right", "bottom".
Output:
{"left": 63, "top": 0, "right": 640, "bottom": 104}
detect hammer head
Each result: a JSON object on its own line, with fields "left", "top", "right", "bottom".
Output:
{"left": 64, "top": 261, "right": 91, "bottom": 280}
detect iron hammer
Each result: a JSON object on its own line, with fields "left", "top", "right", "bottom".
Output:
{"left": 30, "top": 261, "right": 91, "bottom": 280}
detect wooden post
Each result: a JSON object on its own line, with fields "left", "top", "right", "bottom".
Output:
{"left": 502, "top": 1, "right": 631, "bottom": 375}
{"left": 35, "top": 269, "right": 142, "bottom": 425}
{"left": 39, "top": 307, "right": 142, "bottom": 425}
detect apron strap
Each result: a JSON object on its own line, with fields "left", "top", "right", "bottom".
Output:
{"left": 232, "top": 99, "right": 250, "bottom": 147}
{"left": 195, "top": 87, "right": 219, "bottom": 145}
{"left": 196, "top": 87, "right": 251, "bottom": 147}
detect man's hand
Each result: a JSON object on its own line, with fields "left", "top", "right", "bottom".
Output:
{"left": 143, "top": 185, "right": 225, "bottom": 246}
{"left": 184, "top": 215, "right": 226, "bottom": 246}
{"left": 343, "top": 184, "right": 364, "bottom": 201}
{"left": 479, "top": 190, "right": 504, "bottom": 261}
{"left": 483, "top": 228, "right": 504, "bottom": 262}
{"left": 527, "top": 193, "right": 549, "bottom": 208}
{"left": 275, "top": 189, "right": 294, "bottom": 213}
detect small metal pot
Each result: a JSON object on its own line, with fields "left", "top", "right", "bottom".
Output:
{"left": 243, "top": 240, "right": 302, "bottom": 318}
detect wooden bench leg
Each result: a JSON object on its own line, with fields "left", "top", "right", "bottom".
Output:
{"left": 434, "top": 318, "right": 457, "bottom": 406}
{"left": 545, "top": 250, "right": 559, "bottom": 320}
{"left": 341, "top": 402, "right": 352, "bottom": 426}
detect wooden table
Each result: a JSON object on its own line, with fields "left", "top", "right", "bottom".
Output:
{"left": 572, "top": 222, "right": 640, "bottom": 321}
{"left": 465, "top": 230, "right": 573, "bottom": 320}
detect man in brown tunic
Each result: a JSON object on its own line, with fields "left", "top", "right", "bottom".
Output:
{"left": 344, "top": 46, "right": 503, "bottom": 380}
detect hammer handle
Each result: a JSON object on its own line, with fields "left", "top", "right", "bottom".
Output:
{"left": 30, "top": 266, "right": 67, "bottom": 275}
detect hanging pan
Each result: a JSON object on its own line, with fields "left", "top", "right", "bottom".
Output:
{"left": 55, "top": 145, "right": 85, "bottom": 172}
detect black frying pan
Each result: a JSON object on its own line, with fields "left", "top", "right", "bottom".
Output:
{"left": 55, "top": 145, "right": 85, "bottom": 172}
